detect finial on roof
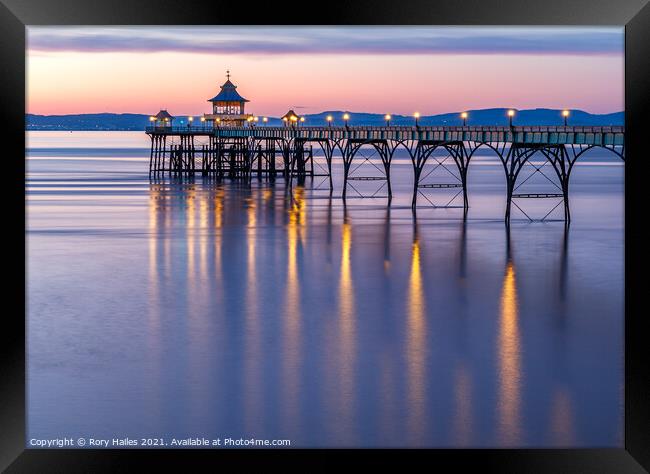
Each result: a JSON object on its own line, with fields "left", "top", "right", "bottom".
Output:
{"left": 226, "top": 70, "right": 230, "bottom": 80}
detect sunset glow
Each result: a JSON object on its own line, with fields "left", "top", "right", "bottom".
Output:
{"left": 27, "top": 27, "right": 624, "bottom": 116}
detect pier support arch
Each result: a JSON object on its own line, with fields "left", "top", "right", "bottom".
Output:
{"left": 341, "top": 139, "right": 394, "bottom": 203}
{"left": 410, "top": 140, "right": 470, "bottom": 215}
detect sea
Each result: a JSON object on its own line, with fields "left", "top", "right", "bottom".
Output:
{"left": 26, "top": 131, "right": 624, "bottom": 448}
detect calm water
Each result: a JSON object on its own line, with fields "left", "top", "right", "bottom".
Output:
{"left": 27, "top": 131, "right": 624, "bottom": 448}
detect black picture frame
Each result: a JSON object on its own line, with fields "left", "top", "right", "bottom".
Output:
{"left": 2, "top": 0, "right": 648, "bottom": 470}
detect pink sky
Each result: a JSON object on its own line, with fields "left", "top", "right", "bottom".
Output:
{"left": 27, "top": 27, "right": 624, "bottom": 116}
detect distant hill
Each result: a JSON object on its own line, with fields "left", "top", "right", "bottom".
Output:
{"left": 311, "top": 109, "right": 623, "bottom": 127}
{"left": 26, "top": 113, "right": 152, "bottom": 131}
{"left": 26, "top": 108, "right": 623, "bottom": 131}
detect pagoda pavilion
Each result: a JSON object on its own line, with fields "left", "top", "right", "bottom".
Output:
{"left": 203, "top": 71, "right": 252, "bottom": 127}
{"left": 281, "top": 109, "right": 301, "bottom": 126}
{"left": 150, "top": 109, "right": 174, "bottom": 127}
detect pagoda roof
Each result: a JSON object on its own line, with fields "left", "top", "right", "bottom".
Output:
{"left": 208, "top": 79, "right": 249, "bottom": 103}
{"left": 281, "top": 109, "right": 300, "bottom": 120}
{"left": 155, "top": 109, "right": 174, "bottom": 120}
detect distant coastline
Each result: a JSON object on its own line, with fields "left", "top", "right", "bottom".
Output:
{"left": 25, "top": 108, "right": 624, "bottom": 131}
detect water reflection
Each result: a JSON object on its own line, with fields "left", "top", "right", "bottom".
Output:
{"left": 406, "top": 218, "right": 426, "bottom": 444}
{"left": 148, "top": 184, "right": 160, "bottom": 289}
{"left": 547, "top": 227, "right": 576, "bottom": 446}
{"left": 283, "top": 186, "right": 305, "bottom": 435}
{"left": 336, "top": 207, "right": 357, "bottom": 444}
{"left": 163, "top": 184, "right": 172, "bottom": 280}
{"left": 326, "top": 195, "right": 334, "bottom": 265}
{"left": 452, "top": 360, "right": 472, "bottom": 446}
{"left": 186, "top": 182, "right": 195, "bottom": 278}
{"left": 458, "top": 219, "right": 467, "bottom": 280}
{"left": 244, "top": 190, "right": 262, "bottom": 434}
{"left": 497, "top": 231, "right": 522, "bottom": 445}
{"left": 549, "top": 386, "right": 575, "bottom": 446}
{"left": 125, "top": 178, "right": 620, "bottom": 447}
{"left": 559, "top": 227, "right": 569, "bottom": 303}
{"left": 199, "top": 189, "right": 209, "bottom": 280}
{"left": 383, "top": 207, "right": 392, "bottom": 273}
{"left": 146, "top": 183, "right": 163, "bottom": 423}
{"left": 213, "top": 186, "right": 224, "bottom": 283}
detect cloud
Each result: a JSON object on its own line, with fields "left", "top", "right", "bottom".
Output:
{"left": 27, "top": 26, "right": 623, "bottom": 56}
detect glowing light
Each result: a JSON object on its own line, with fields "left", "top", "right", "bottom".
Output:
{"left": 498, "top": 261, "right": 522, "bottom": 444}
{"left": 200, "top": 116, "right": 206, "bottom": 122}
{"left": 262, "top": 117, "right": 268, "bottom": 122}
{"left": 284, "top": 186, "right": 305, "bottom": 430}
{"left": 406, "top": 235, "right": 426, "bottom": 441}
{"left": 507, "top": 109, "right": 516, "bottom": 117}
{"left": 337, "top": 217, "right": 356, "bottom": 429}
{"left": 299, "top": 117, "right": 305, "bottom": 122}
{"left": 343, "top": 113, "right": 350, "bottom": 120}
{"left": 283, "top": 117, "right": 288, "bottom": 122}
{"left": 290, "top": 115, "right": 298, "bottom": 122}
{"left": 149, "top": 116, "right": 155, "bottom": 122}
{"left": 384, "top": 114, "right": 392, "bottom": 121}
{"left": 461, "top": 112, "right": 468, "bottom": 119}
{"left": 562, "top": 109, "right": 570, "bottom": 117}
{"left": 254, "top": 116, "right": 259, "bottom": 122}
{"left": 413, "top": 112, "right": 420, "bottom": 118}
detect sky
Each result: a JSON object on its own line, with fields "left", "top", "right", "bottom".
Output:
{"left": 26, "top": 27, "right": 624, "bottom": 117}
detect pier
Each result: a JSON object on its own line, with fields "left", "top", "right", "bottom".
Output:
{"left": 145, "top": 72, "right": 624, "bottom": 224}
{"left": 146, "top": 124, "right": 625, "bottom": 224}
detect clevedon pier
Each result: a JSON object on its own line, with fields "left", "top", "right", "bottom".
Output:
{"left": 146, "top": 73, "right": 625, "bottom": 224}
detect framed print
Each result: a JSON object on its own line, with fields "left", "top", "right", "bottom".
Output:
{"left": 2, "top": 0, "right": 649, "bottom": 471}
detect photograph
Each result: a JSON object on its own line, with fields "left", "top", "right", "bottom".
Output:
{"left": 23, "top": 25, "right": 628, "bottom": 451}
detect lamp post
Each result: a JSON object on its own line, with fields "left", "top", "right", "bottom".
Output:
{"left": 247, "top": 116, "right": 254, "bottom": 128}
{"left": 149, "top": 116, "right": 155, "bottom": 129}
{"left": 262, "top": 117, "right": 268, "bottom": 126}
{"left": 562, "top": 109, "right": 570, "bottom": 126}
{"left": 290, "top": 115, "right": 298, "bottom": 128}
{"left": 343, "top": 113, "right": 350, "bottom": 127}
{"left": 414, "top": 112, "right": 420, "bottom": 127}
{"left": 187, "top": 116, "right": 193, "bottom": 128}
{"left": 507, "top": 109, "right": 515, "bottom": 127}
{"left": 299, "top": 116, "right": 305, "bottom": 127}
{"left": 385, "top": 114, "right": 391, "bottom": 126}
{"left": 215, "top": 117, "right": 221, "bottom": 129}
{"left": 283, "top": 117, "right": 288, "bottom": 127}
{"left": 326, "top": 115, "right": 333, "bottom": 127}
{"left": 461, "top": 112, "right": 468, "bottom": 126}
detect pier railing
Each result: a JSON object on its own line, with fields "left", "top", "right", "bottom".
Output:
{"left": 145, "top": 125, "right": 625, "bottom": 146}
